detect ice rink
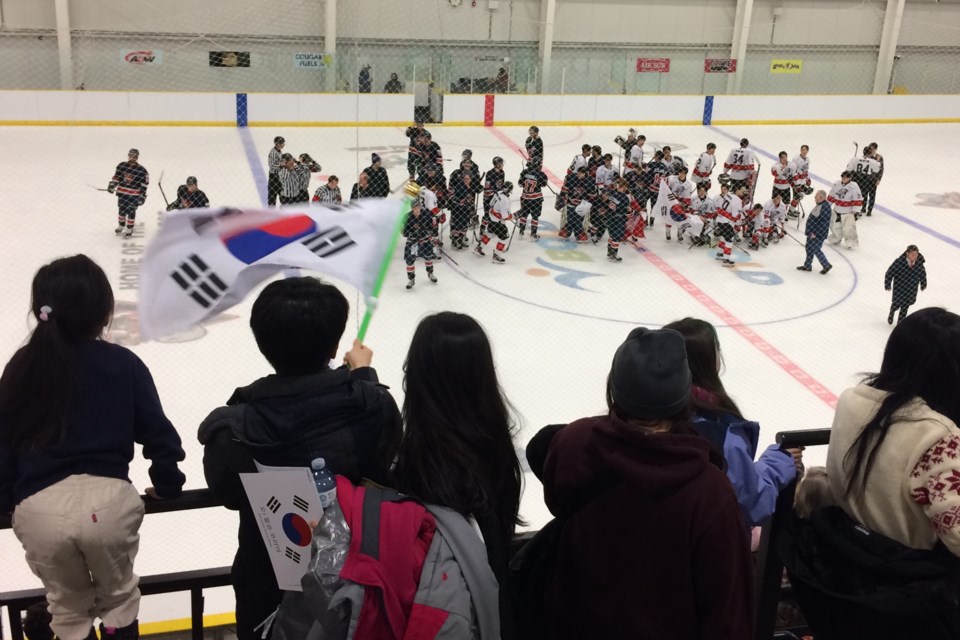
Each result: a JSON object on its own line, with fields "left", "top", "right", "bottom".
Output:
{"left": 2, "top": 121, "right": 960, "bottom": 627}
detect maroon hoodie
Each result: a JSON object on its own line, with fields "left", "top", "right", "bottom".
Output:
{"left": 540, "top": 415, "right": 754, "bottom": 640}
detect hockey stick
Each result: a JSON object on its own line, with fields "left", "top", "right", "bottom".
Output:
{"left": 157, "top": 171, "right": 171, "bottom": 209}
{"left": 506, "top": 215, "right": 520, "bottom": 251}
{"left": 87, "top": 183, "right": 111, "bottom": 192}
{"left": 782, "top": 228, "right": 806, "bottom": 247}
{"left": 746, "top": 161, "right": 761, "bottom": 208}
{"left": 853, "top": 142, "right": 859, "bottom": 158}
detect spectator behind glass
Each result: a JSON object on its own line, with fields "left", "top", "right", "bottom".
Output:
{"left": 384, "top": 72, "right": 403, "bottom": 93}
{"left": 198, "top": 277, "right": 401, "bottom": 640}
{"left": 0, "top": 254, "right": 185, "bottom": 640}
{"left": 529, "top": 327, "right": 753, "bottom": 640}
{"left": 828, "top": 307, "right": 960, "bottom": 555}
{"left": 665, "top": 317, "right": 801, "bottom": 526}
{"left": 391, "top": 312, "right": 523, "bottom": 640}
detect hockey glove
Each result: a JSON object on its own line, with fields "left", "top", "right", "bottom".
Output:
{"left": 885, "top": 286, "right": 891, "bottom": 291}
{"left": 138, "top": 195, "right": 146, "bottom": 206}
{"left": 108, "top": 181, "right": 118, "bottom": 194}
{"left": 166, "top": 202, "right": 179, "bottom": 211}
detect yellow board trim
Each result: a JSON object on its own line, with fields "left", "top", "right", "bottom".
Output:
{"left": 246, "top": 121, "right": 411, "bottom": 127}
{"left": 139, "top": 612, "right": 235, "bottom": 636}
{"left": 0, "top": 120, "right": 234, "bottom": 127}
{"left": 494, "top": 120, "right": 702, "bottom": 127}
{"left": 711, "top": 118, "right": 960, "bottom": 125}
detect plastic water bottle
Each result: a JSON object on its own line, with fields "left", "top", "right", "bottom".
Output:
{"left": 311, "top": 457, "right": 337, "bottom": 511}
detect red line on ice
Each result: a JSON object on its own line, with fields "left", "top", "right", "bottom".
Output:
{"left": 486, "top": 125, "right": 839, "bottom": 409}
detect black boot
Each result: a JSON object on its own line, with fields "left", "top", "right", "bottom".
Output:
{"left": 100, "top": 620, "right": 139, "bottom": 640}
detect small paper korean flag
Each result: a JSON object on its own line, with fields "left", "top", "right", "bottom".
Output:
{"left": 138, "top": 202, "right": 405, "bottom": 340}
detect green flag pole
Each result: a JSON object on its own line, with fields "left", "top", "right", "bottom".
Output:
{"left": 356, "top": 183, "right": 418, "bottom": 342}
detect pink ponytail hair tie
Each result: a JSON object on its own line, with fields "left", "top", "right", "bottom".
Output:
{"left": 38, "top": 305, "right": 52, "bottom": 322}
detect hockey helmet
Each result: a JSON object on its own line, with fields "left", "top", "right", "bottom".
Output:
{"left": 501, "top": 181, "right": 514, "bottom": 196}
{"left": 462, "top": 149, "right": 473, "bottom": 160}
{"left": 717, "top": 174, "right": 732, "bottom": 187}
{"left": 493, "top": 156, "right": 504, "bottom": 166}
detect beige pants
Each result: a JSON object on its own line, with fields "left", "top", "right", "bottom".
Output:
{"left": 13, "top": 475, "right": 144, "bottom": 640}
{"left": 828, "top": 210, "right": 858, "bottom": 248}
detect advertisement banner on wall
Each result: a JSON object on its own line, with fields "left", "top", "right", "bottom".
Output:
{"left": 122, "top": 50, "right": 163, "bottom": 65}
{"left": 209, "top": 52, "right": 251, "bottom": 68}
{"left": 770, "top": 59, "right": 803, "bottom": 74}
{"left": 293, "top": 53, "right": 333, "bottom": 69}
{"left": 636, "top": 58, "right": 670, "bottom": 73}
{"left": 704, "top": 58, "right": 737, "bottom": 73}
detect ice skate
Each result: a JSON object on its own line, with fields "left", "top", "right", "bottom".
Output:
{"left": 427, "top": 271, "right": 438, "bottom": 283}
{"left": 576, "top": 232, "right": 588, "bottom": 244}
{"left": 123, "top": 227, "right": 133, "bottom": 239}
{"left": 115, "top": 225, "right": 125, "bottom": 236}
{"left": 473, "top": 244, "right": 485, "bottom": 257}
{"left": 722, "top": 259, "right": 736, "bottom": 267}
{"left": 491, "top": 254, "right": 505, "bottom": 265}
{"left": 607, "top": 248, "right": 622, "bottom": 263}
{"left": 530, "top": 230, "right": 540, "bottom": 241}
{"left": 665, "top": 228, "right": 671, "bottom": 241}
{"left": 558, "top": 228, "right": 570, "bottom": 240}
{"left": 406, "top": 277, "right": 415, "bottom": 290}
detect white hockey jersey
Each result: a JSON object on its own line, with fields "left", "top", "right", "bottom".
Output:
{"left": 419, "top": 187, "right": 440, "bottom": 216}
{"left": 846, "top": 156, "right": 881, "bottom": 178}
{"left": 715, "top": 192, "right": 744, "bottom": 227}
{"left": 663, "top": 155, "right": 688, "bottom": 176}
{"left": 771, "top": 161, "right": 795, "bottom": 189}
{"left": 692, "top": 152, "right": 716, "bottom": 184}
{"left": 489, "top": 192, "right": 513, "bottom": 222}
{"left": 624, "top": 144, "right": 644, "bottom": 174}
{"left": 654, "top": 175, "right": 694, "bottom": 219}
{"left": 691, "top": 193, "right": 716, "bottom": 218}
{"left": 828, "top": 180, "right": 863, "bottom": 215}
{"left": 569, "top": 154, "right": 590, "bottom": 173}
{"left": 723, "top": 148, "right": 758, "bottom": 180}
{"left": 763, "top": 198, "right": 788, "bottom": 224}
{"left": 596, "top": 164, "right": 619, "bottom": 188}
{"left": 791, "top": 154, "right": 811, "bottom": 186}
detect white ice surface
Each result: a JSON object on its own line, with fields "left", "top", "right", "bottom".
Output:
{"left": 2, "top": 122, "right": 959, "bottom": 627}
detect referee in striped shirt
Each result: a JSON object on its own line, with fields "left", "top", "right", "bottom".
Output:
{"left": 267, "top": 136, "right": 285, "bottom": 206}
{"left": 278, "top": 154, "right": 312, "bottom": 204}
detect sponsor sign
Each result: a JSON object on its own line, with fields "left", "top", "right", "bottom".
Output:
{"left": 293, "top": 53, "right": 333, "bottom": 69}
{"left": 704, "top": 58, "right": 737, "bottom": 73}
{"left": 636, "top": 58, "right": 670, "bottom": 73}
{"left": 122, "top": 50, "right": 162, "bottom": 65}
{"left": 770, "top": 59, "right": 803, "bottom": 74}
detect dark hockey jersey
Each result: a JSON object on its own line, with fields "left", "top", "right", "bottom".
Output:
{"left": 519, "top": 168, "right": 548, "bottom": 200}
{"left": 112, "top": 161, "right": 149, "bottom": 198}
{"left": 403, "top": 209, "right": 434, "bottom": 241}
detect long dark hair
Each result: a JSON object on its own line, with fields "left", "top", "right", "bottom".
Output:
{"left": 664, "top": 318, "right": 744, "bottom": 419}
{"left": 0, "top": 255, "right": 114, "bottom": 452}
{"left": 844, "top": 307, "right": 960, "bottom": 497}
{"left": 393, "top": 312, "right": 523, "bottom": 549}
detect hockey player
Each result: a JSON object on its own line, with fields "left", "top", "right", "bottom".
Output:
{"left": 847, "top": 145, "right": 881, "bottom": 217}
{"left": 687, "top": 184, "right": 715, "bottom": 246}
{"left": 518, "top": 158, "right": 548, "bottom": 240}
{"left": 691, "top": 143, "right": 717, "bottom": 192}
{"left": 788, "top": 145, "right": 812, "bottom": 218}
{"left": 762, "top": 193, "right": 788, "bottom": 245}
{"left": 744, "top": 204, "right": 766, "bottom": 250}
{"left": 419, "top": 163, "right": 448, "bottom": 208}
{"left": 312, "top": 175, "right": 342, "bottom": 205}
{"left": 350, "top": 172, "right": 371, "bottom": 201}
{"left": 168, "top": 176, "right": 209, "bottom": 210}
{"left": 653, "top": 166, "right": 694, "bottom": 241}
{"left": 525, "top": 126, "right": 543, "bottom": 164}
{"left": 661, "top": 146, "right": 687, "bottom": 176}
{"left": 568, "top": 144, "right": 592, "bottom": 175}
{"left": 641, "top": 150, "right": 669, "bottom": 227}
{"left": 605, "top": 179, "right": 632, "bottom": 262}
{"left": 403, "top": 197, "right": 438, "bottom": 290}
{"left": 108, "top": 148, "right": 149, "bottom": 238}
{"left": 622, "top": 133, "right": 646, "bottom": 176}
{"left": 417, "top": 182, "right": 444, "bottom": 255}
{"left": 404, "top": 120, "right": 429, "bottom": 180}
{"left": 588, "top": 186, "right": 612, "bottom": 244}
{"left": 417, "top": 132, "right": 444, "bottom": 171}
{"left": 266, "top": 136, "right": 284, "bottom": 206}
{"left": 453, "top": 154, "right": 482, "bottom": 185}
{"left": 587, "top": 145, "right": 604, "bottom": 180}
{"left": 448, "top": 168, "right": 481, "bottom": 250}
{"left": 474, "top": 182, "right": 514, "bottom": 265}
{"left": 596, "top": 154, "right": 618, "bottom": 190}
{"left": 364, "top": 153, "right": 390, "bottom": 198}
{"left": 482, "top": 157, "right": 505, "bottom": 229}
{"left": 714, "top": 180, "right": 746, "bottom": 267}
{"left": 559, "top": 165, "right": 594, "bottom": 243}
{"left": 722, "top": 138, "right": 758, "bottom": 194}
{"left": 771, "top": 151, "right": 795, "bottom": 202}
{"left": 867, "top": 142, "right": 884, "bottom": 216}
{"left": 827, "top": 171, "right": 864, "bottom": 249}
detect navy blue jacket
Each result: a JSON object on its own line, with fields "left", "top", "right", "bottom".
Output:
{"left": 0, "top": 340, "right": 186, "bottom": 512}
{"left": 805, "top": 200, "right": 831, "bottom": 241}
